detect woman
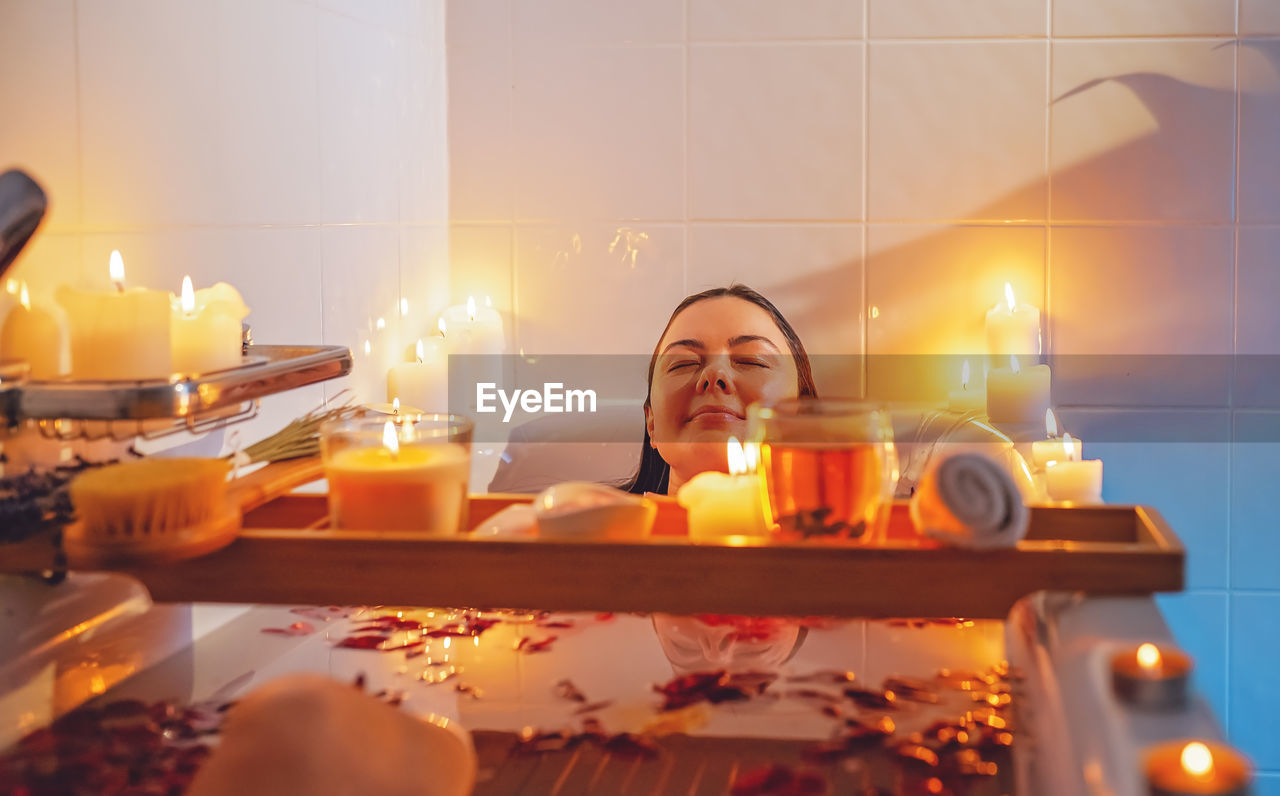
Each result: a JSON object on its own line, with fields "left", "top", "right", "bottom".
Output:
{"left": 625, "top": 284, "right": 817, "bottom": 495}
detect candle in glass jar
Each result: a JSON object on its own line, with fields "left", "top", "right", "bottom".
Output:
{"left": 326, "top": 420, "right": 470, "bottom": 533}
{"left": 0, "top": 283, "right": 61, "bottom": 378}
{"left": 1111, "top": 642, "right": 1191, "bottom": 710}
{"left": 986, "top": 354, "right": 1051, "bottom": 424}
{"left": 57, "top": 251, "right": 171, "bottom": 380}
{"left": 676, "top": 438, "right": 771, "bottom": 540}
{"left": 170, "top": 276, "right": 249, "bottom": 375}
{"left": 1145, "top": 740, "right": 1251, "bottom": 796}
{"left": 985, "top": 282, "right": 1041, "bottom": 357}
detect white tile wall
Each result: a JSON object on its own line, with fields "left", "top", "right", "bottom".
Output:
{"left": 1051, "top": 40, "right": 1235, "bottom": 222}
{"left": 1053, "top": 0, "right": 1236, "bottom": 37}
{"left": 446, "top": 1, "right": 1280, "bottom": 768}
{"left": 869, "top": 0, "right": 1045, "bottom": 39}
{"left": 689, "top": 44, "right": 863, "bottom": 220}
{"left": 1, "top": 0, "right": 449, "bottom": 440}
{"left": 690, "top": 0, "right": 863, "bottom": 41}
{"left": 868, "top": 42, "right": 1048, "bottom": 221}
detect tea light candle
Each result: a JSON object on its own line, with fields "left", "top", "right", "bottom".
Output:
{"left": 170, "top": 276, "right": 249, "bottom": 375}
{"left": 1030, "top": 408, "right": 1085, "bottom": 469}
{"left": 985, "top": 282, "right": 1041, "bottom": 357}
{"left": 0, "top": 283, "right": 61, "bottom": 378}
{"left": 56, "top": 251, "right": 171, "bottom": 380}
{"left": 1044, "top": 437, "right": 1103, "bottom": 504}
{"left": 986, "top": 354, "right": 1051, "bottom": 424}
{"left": 675, "top": 438, "right": 771, "bottom": 540}
{"left": 440, "top": 296, "right": 505, "bottom": 357}
{"left": 1111, "top": 642, "right": 1191, "bottom": 710}
{"left": 1145, "top": 740, "right": 1251, "bottom": 796}
{"left": 387, "top": 328, "right": 448, "bottom": 412}
{"left": 947, "top": 359, "right": 986, "bottom": 414}
{"left": 326, "top": 421, "right": 470, "bottom": 533}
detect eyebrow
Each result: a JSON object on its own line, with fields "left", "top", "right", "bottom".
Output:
{"left": 660, "top": 335, "right": 783, "bottom": 355}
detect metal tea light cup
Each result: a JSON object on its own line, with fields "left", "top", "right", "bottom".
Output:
{"left": 321, "top": 414, "right": 473, "bottom": 533}
{"left": 746, "top": 398, "right": 898, "bottom": 544}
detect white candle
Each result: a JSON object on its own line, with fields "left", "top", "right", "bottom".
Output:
{"left": 387, "top": 333, "right": 449, "bottom": 412}
{"left": 440, "top": 296, "right": 505, "bottom": 356}
{"left": 57, "top": 251, "right": 172, "bottom": 380}
{"left": 170, "top": 276, "right": 249, "bottom": 376}
{"left": 985, "top": 282, "right": 1041, "bottom": 358}
{"left": 676, "top": 439, "right": 771, "bottom": 540}
{"left": 986, "top": 354, "right": 1051, "bottom": 424}
{"left": 1030, "top": 409, "right": 1086, "bottom": 469}
{"left": 0, "top": 283, "right": 62, "bottom": 379}
{"left": 947, "top": 359, "right": 986, "bottom": 414}
{"left": 1044, "top": 436, "right": 1103, "bottom": 503}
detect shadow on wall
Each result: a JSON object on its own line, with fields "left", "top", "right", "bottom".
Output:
{"left": 770, "top": 48, "right": 1270, "bottom": 409}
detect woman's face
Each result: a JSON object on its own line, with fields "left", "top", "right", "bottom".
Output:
{"left": 645, "top": 296, "right": 800, "bottom": 490}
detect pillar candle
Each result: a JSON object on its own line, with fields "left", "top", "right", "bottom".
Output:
{"left": 0, "top": 283, "right": 61, "bottom": 379}
{"left": 57, "top": 251, "right": 171, "bottom": 380}
{"left": 440, "top": 296, "right": 505, "bottom": 356}
{"left": 947, "top": 359, "right": 986, "bottom": 414}
{"left": 170, "top": 276, "right": 249, "bottom": 376}
{"left": 985, "top": 282, "right": 1041, "bottom": 358}
{"left": 675, "top": 439, "right": 771, "bottom": 540}
{"left": 986, "top": 355, "right": 1051, "bottom": 424}
{"left": 1029, "top": 409, "right": 1087, "bottom": 469}
{"left": 387, "top": 336, "right": 449, "bottom": 412}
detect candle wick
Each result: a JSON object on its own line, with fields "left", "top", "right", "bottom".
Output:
{"left": 114, "top": 282, "right": 125, "bottom": 293}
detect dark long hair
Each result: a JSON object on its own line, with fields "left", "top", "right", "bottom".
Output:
{"left": 623, "top": 285, "right": 818, "bottom": 494}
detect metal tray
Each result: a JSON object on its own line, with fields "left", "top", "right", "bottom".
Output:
{"left": 5, "top": 344, "right": 352, "bottom": 422}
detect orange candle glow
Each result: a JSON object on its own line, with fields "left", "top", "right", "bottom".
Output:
{"left": 1111, "top": 642, "right": 1191, "bottom": 710}
{"left": 1145, "top": 740, "right": 1251, "bottom": 795}
{"left": 325, "top": 420, "right": 470, "bottom": 533}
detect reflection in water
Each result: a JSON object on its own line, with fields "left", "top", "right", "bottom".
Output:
{"left": 652, "top": 613, "right": 806, "bottom": 675}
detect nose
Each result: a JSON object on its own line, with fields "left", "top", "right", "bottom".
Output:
{"left": 696, "top": 358, "right": 734, "bottom": 395}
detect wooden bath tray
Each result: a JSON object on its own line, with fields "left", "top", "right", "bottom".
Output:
{"left": 0, "top": 494, "right": 1183, "bottom": 619}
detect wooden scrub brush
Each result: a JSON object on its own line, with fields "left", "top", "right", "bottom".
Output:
{"left": 65, "top": 455, "right": 323, "bottom": 566}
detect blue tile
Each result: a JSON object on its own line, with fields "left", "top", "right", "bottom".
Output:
{"left": 1229, "top": 594, "right": 1280, "bottom": 769}
{"left": 1157, "top": 592, "right": 1228, "bottom": 723}
{"left": 1230, "top": 414, "right": 1280, "bottom": 590}
{"left": 1257, "top": 773, "right": 1280, "bottom": 796}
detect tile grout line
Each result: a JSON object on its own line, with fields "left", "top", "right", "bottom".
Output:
{"left": 861, "top": 0, "right": 870, "bottom": 399}
{"left": 682, "top": 0, "right": 690, "bottom": 297}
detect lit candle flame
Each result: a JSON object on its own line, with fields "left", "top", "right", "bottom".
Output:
{"left": 438, "top": 317, "right": 447, "bottom": 337}
{"left": 1180, "top": 742, "right": 1214, "bottom": 778}
{"left": 382, "top": 420, "right": 399, "bottom": 457}
{"left": 1136, "top": 642, "right": 1161, "bottom": 671}
{"left": 726, "top": 437, "right": 748, "bottom": 476}
{"left": 1004, "top": 282, "right": 1017, "bottom": 312}
{"left": 1063, "top": 432, "right": 1079, "bottom": 462}
{"left": 400, "top": 297, "right": 409, "bottom": 316}
{"left": 466, "top": 296, "right": 477, "bottom": 322}
{"left": 18, "top": 283, "right": 30, "bottom": 311}
{"left": 180, "top": 275, "right": 195, "bottom": 315}
{"left": 485, "top": 296, "right": 492, "bottom": 308}
{"left": 1009, "top": 354, "right": 1020, "bottom": 374}
{"left": 109, "top": 250, "right": 125, "bottom": 290}
{"left": 363, "top": 339, "right": 371, "bottom": 355}
{"left": 392, "top": 397, "right": 400, "bottom": 415}
{"left": 376, "top": 317, "right": 386, "bottom": 330}
{"left": 1045, "top": 407, "right": 1058, "bottom": 437}
{"left": 415, "top": 339, "right": 425, "bottom": 363}
{"left": 961, "top": 359, "right": 971, "bottom": 390}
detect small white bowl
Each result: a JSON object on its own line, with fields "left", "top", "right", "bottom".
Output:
{"left": 534, "top": 481, "right": 656, "bottom": 540}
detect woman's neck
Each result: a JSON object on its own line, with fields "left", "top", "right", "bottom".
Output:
{"left": 665, "top": 470, "right": 687, "bottom": 495}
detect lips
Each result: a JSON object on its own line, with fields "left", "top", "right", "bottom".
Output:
{"left": 687, "top": 405, "right": 744, "bottom": 422}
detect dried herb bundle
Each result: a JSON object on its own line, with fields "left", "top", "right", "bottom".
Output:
{"left": 235, "top": 395, "right": 360, "bottom": 464}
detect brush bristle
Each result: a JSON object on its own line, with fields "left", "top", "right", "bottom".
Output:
{"left": 70, "top": 458, "right": 230, "bottom": 538}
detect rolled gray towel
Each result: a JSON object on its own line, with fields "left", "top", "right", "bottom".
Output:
{"left": 908, "top": 452, "right": 1029, "bottom": 548}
